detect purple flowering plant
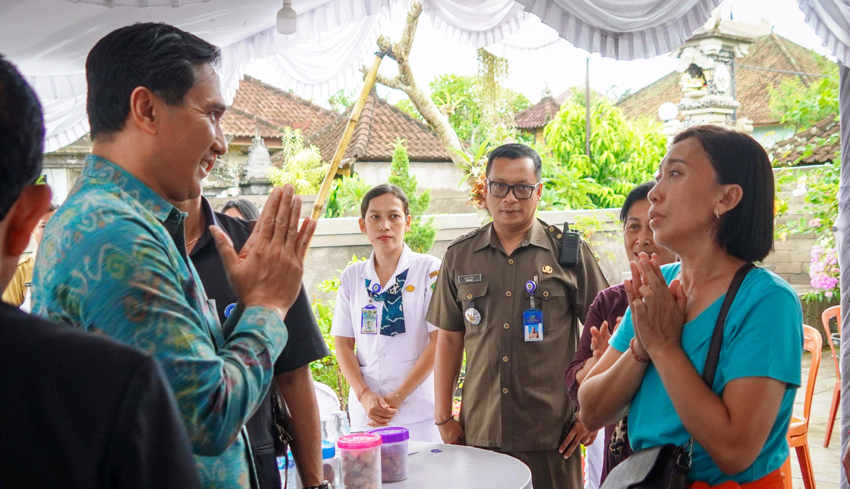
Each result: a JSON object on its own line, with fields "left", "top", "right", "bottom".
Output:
{"left": 775, "top": 156, "right": 839, "bottom": 303}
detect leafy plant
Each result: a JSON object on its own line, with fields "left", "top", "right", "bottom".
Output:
{"left": 389, "top": 139, "right": 437, "bottom": 253}
{"left": 775, "top": 159, "right": 840, "bottom": 302}
{"left": 394, "top": 73, "right": 530, "bottom": 146}
{"left": 321, "top": 174, "right": 370, "bottom": 218}
{"left": 328, "top": 89, "right": 357, "bottom": 114}
{"left": 309, "top": 255, "right": 369, "bottom": 409}
{"left": 767, "top": 58, "right": 838, "bottom": 131}
{"left": 543, "top": 99, "right": 666, "bottom": 209}
{"left": 267, "top": 127, "right": 328, "bottom": 194}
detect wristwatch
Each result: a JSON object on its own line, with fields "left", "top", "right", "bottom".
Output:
{"left": 302, "top": 483, "right": 330, "bottom": 489}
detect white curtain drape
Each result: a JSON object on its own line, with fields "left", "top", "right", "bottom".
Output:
{"left": 1, "top": 0, "right": 724, "bottom": 150}
{"left": 514, "top": 0, "right": 722, "bottom": 59}
{"left": 793, "top": 4, "right": 850, "bottom": 487}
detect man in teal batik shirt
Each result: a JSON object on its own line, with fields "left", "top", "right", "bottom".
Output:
{"left": 32, "top": 23, "right": 317, "bottom": 488}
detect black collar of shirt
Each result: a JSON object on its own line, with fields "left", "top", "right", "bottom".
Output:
{"left": 190, "top": 197, "right": 222, "bottom": 259}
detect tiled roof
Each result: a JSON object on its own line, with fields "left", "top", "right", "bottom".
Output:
{"left": 221, "top": 107, "right": 287, "bottom": 139}
{"left": 221, "top": 76, "right": 338, "bottom": 138}
{"left": 617, "top": 33, "right": 831, "bottom": 125}
{"left": 306, "top": 88, "right": 451, "bottom": 163}
{"left": 514, "top": 88, "right": 610, "bottom": 130}
{"left": 515, "top": 95, "right": 562, "bottom": 130}
{"left": 771, "top": 115, "right": 839, "bottom": 166}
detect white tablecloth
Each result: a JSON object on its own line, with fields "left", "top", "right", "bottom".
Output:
{"left": 384, "top": 442, "right": 532, "bottom": 489}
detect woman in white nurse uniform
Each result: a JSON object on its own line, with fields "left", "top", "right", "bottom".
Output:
{"left": 332, "top": 184, "right": 441, "bottom": 442}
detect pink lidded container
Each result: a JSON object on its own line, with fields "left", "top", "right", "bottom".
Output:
{"left": 368, "top": 427, "right": 410, "bottom": 482}
{"left": 337, "top": 433, "right": 382, "bottom": 489}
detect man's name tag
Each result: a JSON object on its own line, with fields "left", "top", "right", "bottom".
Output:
{"left": 523, "top": 308, "right": 544, "bottom": 342}
{"left": 361, "top": 304, "right": 378, "bottom": 334}
{"left": 458, "top": 274, "right": 482, "bottom": 284}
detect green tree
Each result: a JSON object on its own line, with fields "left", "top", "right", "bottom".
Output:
{"left": 543, "top": 99, "right": 667, "bottom": 209}
{"left": 768, "top": 58, "right": 838, "bottom": 131}
{"left": 267, "top": 127, "right": 328, "bottom": 194}
{"left": 328, "top": 88, "right": 357, "bottom": 113}
{"left": 388, "top": 139, "right": 437, "bottom": 253}
{"left": 394, "top": 74, "right": 531, "bottom": 145}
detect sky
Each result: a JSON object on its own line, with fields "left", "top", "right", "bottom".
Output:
{"left": 244, "top": 0, "right": 833, "bottom": 109}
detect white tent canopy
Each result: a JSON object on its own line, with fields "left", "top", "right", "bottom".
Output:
{"left": 1, "top": 0, "right": 722, "bottom": 151}
{"left": 2, "top": 0, "right": 850, "bottom": 485}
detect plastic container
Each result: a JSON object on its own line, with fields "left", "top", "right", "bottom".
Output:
{"left": 337, "top": 433, "right": 382, "bottom": 489}
{"left": 277, "top": 449, "right": 301, "bottom": 489}
{"left": 368, "top": 427, "right": 410, "bottom": 483}
{"left": 322, "top": 440, "right": 338, "bottom": 488}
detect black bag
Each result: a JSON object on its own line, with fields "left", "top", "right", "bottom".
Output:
{"left": 601, "top": 263, "right": 755, "bottom": 489}
{"left": 271, "top": 383, "right": 294, "bottom": 457}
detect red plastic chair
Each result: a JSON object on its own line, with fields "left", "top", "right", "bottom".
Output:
{"left": 821, "top": 306, "right": 841, "bottom": 447}
{"left": 781, "top": 324, "right": 822, "bottom": 489}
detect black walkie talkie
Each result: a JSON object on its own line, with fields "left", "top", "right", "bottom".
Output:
{"left": 559, "top": 222, "right": 580, "bottom": 267}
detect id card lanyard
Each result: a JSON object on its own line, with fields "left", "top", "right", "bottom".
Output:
{"left": 523, "top": 275, "right": 543, "bottom": 342}
{"left": 361, "top": 283, "right": 381, "bottom": 334}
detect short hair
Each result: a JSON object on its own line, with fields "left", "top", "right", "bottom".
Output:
{"left": 672, "top": 125, "right": 774, "bottom": 262}
{"left": 222, "top": 199, "right": 259, "bottom": 221}
{"left": 485, "top": 143, "right": 542, "bottom": 181}
{"left": 0, "top": 55, "right": 44, "bottom": 222}
{"left": 360, "top": 184, "right": 410, "bottom": 218}
{"left": 620, "top": 181, "right": 655, "bottom": 224}
{"left": 86, "top": 22, "right": 221, "bottom": 140}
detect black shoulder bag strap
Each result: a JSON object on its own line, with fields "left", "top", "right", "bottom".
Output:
{"left": 684, "top": 262, "right": 756, "bottom": 462}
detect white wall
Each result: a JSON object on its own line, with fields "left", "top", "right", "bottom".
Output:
{"left": 354, "top": 161, "right": 467, "bottom": 191}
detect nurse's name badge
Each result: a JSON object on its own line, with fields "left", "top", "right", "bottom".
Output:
{"left": 464, "top": 307, "right": 482, "bottom": 326}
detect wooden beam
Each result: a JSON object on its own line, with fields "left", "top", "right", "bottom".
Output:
{"left": 310, "top": 52, "right": 386, "bottom": 220}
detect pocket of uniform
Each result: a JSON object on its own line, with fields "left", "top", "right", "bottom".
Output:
{"left": 456, "top": 282, "right": 489, "bottom": 333}
{"left": 538, "top": 281, "right": 567, "bottom": 331}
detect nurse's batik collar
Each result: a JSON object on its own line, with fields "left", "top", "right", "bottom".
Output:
{"left": 362, "top": 244, "right": 414, "bottom": 336}
{"left": 366, "top": 269, "right": 409, "bottom": 336}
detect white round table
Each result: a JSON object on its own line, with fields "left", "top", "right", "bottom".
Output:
{"left": 383, "top": 442, "right": 532, "bottom": 489}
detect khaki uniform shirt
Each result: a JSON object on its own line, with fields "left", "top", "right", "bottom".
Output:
{"left": 426, "top": 219, "right": 609, "bottom": 452}
{"left": 2, "top": 253, "right": 34, "bottom": 307}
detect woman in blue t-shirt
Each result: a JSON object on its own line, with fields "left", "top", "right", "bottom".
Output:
{"left": 579, "top": 125, "right": 803, "bottom": 487}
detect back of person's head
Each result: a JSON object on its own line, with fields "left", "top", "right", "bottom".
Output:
{"left": 360, "top": 184, "right": 410, "bottom": 218}
{"left": 0, "top": 55, "right": 44, "bottom": 221}
{"left": 0, "top": 55, "right": 52, "bottom": 287}
{"left": 86, "top": 22, "right": 221, "bottom": 140}
{"left": 620, "top": 181, "right": 655, "bottom": 224}
{"left": 222, "top": 199, "right": 260, "bottom": 221}
{"left": 672, "top": 125, "right": 774, "bottom": 262}
{"left": 485, "top": 144, "right": 543, "bottom": 181}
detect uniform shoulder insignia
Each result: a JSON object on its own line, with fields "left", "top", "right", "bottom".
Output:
{"left": 448, "top": 228, "right": 479, "bottom": 247}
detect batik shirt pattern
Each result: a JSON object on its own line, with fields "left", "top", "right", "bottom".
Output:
{"left": 32, "top": 155, "right": 288, "bottom": 488}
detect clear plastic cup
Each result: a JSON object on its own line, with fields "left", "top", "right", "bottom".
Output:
{"left": 337, "top": 433, "right": 382, "bottom": 489}
{"left": 322, "top": 439, "right": 338, "bottom": 488}
{"left": 368, "top": 427, "right": 410, "bottom": 482}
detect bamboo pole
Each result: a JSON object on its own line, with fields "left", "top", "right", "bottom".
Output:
{"left": 310, "top": 52, "right": 387, "bottom": 220}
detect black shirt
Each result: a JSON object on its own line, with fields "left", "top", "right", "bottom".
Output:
{"left": 0, "top": 303, "right": 201, "bottom": 488}
{"left": 190, "top": 198, "right": 330, "bottom": 489}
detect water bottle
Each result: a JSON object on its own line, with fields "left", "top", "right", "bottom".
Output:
{"left": 277, "top": 449, "right": 301, "bottom": 489}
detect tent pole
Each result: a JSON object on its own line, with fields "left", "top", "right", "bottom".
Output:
{"left": 310, "top": 51, "right": 389, "bottom": 221}
{"left": 837, "top": 61, "right": 850, "bottom": 489}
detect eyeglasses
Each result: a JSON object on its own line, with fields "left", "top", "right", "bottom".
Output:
{"left": 486, "top": 179, "right": 540, "bottom": 200}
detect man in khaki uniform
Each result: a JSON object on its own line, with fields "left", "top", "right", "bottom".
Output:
{"left": 2, "top": 203, "right": 56, "bottom": 308}
{"left": 428, "top": 143, "right": 609, "bottom": 489}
